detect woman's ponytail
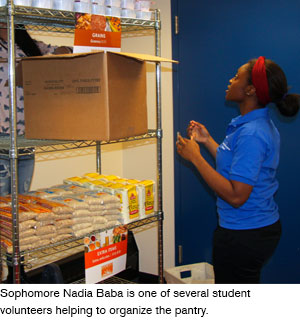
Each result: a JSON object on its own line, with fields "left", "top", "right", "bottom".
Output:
{"left": 276, "top": 93, "right": 300, "bottom": 117}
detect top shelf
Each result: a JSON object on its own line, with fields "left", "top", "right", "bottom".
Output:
{"left": 0, "top": 5, "right": 160, "bottom": 33}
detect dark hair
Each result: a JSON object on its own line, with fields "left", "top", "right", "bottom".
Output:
{"left": 247, "top": 58, "right": 300, "bottom": 117}
{"left": 15, "top": 24, "right": 42, "bottom": 57}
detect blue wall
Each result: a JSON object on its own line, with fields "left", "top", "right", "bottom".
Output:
{"left": 172, "top": 0, "right": 300, "bottom": 283}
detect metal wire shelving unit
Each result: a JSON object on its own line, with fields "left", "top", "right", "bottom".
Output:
{"left": 0, "top": 1, "right": 163, "bottom": 284}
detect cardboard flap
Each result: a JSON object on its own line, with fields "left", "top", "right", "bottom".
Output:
{"left": 21, "top": 50, "right": 178, "bottom": 64}
{"left": 108, "top": 51, "right": 178, "bottom": 63}
{"left": 21, "top": 51, "right": 104, "bottom": 61}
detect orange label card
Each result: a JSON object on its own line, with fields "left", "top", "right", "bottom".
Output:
{"left": 74, "top": 13, "right": 121, "bottom": 53}
{"left": 84, "top": 226, "right": 128, "bottom": 283}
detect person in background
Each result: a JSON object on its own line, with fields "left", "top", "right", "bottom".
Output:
{"left": 0, "top": 23, "right": 72, "bottom": 196}
{"left": 176, "top": 56, "right": 299, "bottom": 283}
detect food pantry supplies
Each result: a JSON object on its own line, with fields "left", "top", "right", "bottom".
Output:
{"left": 0, "top": 197, "right": 74, "bottom": 253}
{"left": 64, "top": 174, "right": 155, "bottom": 223}
{"left": 136, "top": 180, "right": 155, "bottom": 218}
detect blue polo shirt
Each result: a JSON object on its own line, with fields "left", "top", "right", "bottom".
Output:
{"left": 216, "top": 108, "right": 280, "bottom": 229}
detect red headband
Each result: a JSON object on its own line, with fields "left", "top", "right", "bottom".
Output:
{"left": 251, "top": 56, "right": 271, "bottom": 106}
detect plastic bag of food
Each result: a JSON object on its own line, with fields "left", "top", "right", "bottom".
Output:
{"left": 0, "top": 205, "right": 37, "bottom": 222}
{"left": 55, "top": 219, "right": 73, "bottom": 229}
{"left": 72, "top": 209, "right": 92, "bottom": 218}
{"left": 82, "top": 191, "right": 120, "bottom": 205}
{"left": 56, "top": 227, "right": 73, "bottom": 235}
{"left": 73, "top": 226, "right": 93, "bottom": 237}
{"left": 92, "top": 216, "right": 108, "bottom": 224}
{"left": 19, "top": 219, "right": 37, "bottom": 231}
{"left": 50, "top": 196, "right": 89, "bottom": 210}
{"left": 72, "top": 223, "right": 91, "bottom": 231}
{"left": 35, "top": 225, "right": 56, "bottom": 236}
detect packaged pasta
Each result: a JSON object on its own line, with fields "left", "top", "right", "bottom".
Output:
{"left": 63, "top": 176, "right": 82, "bottom": 185}
{"left": 51, "top": 184, "right": 90, "bottom": 194}
{"left": 71, "top": 216, "right": 92, "bottom": 225}
{"left": 51, "top": 234, "right": 73, "bottom": 244}
{"left": 88, "top": 202, "right": 120, "bottom": 212}
{"left": 93, "top": 223, "right": 109, "bottom": 231}
{"left": 0, "top": 196, "right": 11, "bottom": 207}
{"left": 83, "top": 173, "right": 108, "bottom": 182}
{"left": 83, "top": 191, "right": 120, "bottom": 205}
{"left": 92, "top": 216, "right": 108, "bottom": 224}
{"left": 72, "top": 223, "right": 91, "bottom": 231}
{"left": 19, "top": 228, "right": 36, "bottom": 239}
{"left": 20, "top": 195, "right": 73, "bottom": 215}
{"left": 55, "top": 219, "right": 74, "bottom": 229}
{"left": 0, "top": 208, "right": 34, "bottom": 223}
{"left": 34, "top": 219, "right": 55, "bottom": 228}
{"left": 114, "top": 184, "right": 140, "bottom": 223}
{"left": 50, "top": 196, "right": 89, "bottom": 210}
{"left": 137, "top": 180, "right": 155, "bottom": 219}
{"left": 28, "top": 187, "right": 67, "bottom": 199}
{"left": 73, "top": 227, "right": 94, "bottom": 238}
{"left": 35, "top": 225, "right": 56, "bottom": 236}
{"left": 19, "top": 219, "right": 37, "bottom": 231}
{"left": 104, "top": 175, "right": 121, "bottom": 182}
{"left": 56, "top": 227, "right": 73, "bottom": 235}
{"left": 72, "top": 209, "right": 92, "bottom": 218}
{"left": 19, "top": 236, "right": 39, "bottom": 246}
{"left": 104, "top": 214, "right": 124, "bottom": 222}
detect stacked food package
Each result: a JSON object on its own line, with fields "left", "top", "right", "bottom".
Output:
{"left": 67, "top": 172, "right": 155, "bottom": 222}
{"left": 0, "top": 195, "right": 73, "bottom": 253}
{"left": 0, "top": 173, "right": 155, "bottom": 253}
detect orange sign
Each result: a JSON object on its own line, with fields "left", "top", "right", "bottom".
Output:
{"left": 85, "top": 238, "right": 127, "bottom": 269}
{"left": 84, "top": 226, "right": 128, "bottom": 283}
{"left": 74, "top": 13, "right": 121, "bottom": 52}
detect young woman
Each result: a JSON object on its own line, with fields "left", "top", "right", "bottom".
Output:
{"left": 0, "top": 24, "right": 71, "bottom": 196}
{"left": 176, "top": 56, "right": 299, "bottom": 283}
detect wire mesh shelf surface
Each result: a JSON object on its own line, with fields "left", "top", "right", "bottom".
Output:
{"left": 0, "top": 130, "right": 157, "bottom": 156}
{"left": 0, "top": 5, "right": 160, "bottom": 33}
{"left": 2, "top": 213, "right": 160, "bottom": 268}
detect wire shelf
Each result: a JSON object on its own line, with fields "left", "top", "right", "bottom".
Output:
{"left": 0, "top": 3, "right": 163, "bottom": 284}
{"left": 72, "top": 276, "right": 136, "bottom": 284}
{"left": 0, "top": 130, "right": 157, "bottom": 156}
{"left": 0, "top": 6, "right": 160, "bottom": 33}
{"left": 2, "top": 213, "right": 160, "bottom": 269}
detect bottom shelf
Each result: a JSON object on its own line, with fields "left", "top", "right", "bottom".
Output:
{"left": 2, "top": 213, "right": 160, "bottom": 270}
{"left": 73, "top": 276, "right": 136, "bottom": 284}
{"left": 1, "top": 216, "right": 161, "bottom": 284}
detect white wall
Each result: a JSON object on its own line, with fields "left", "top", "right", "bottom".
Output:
{"left": 30, "top": 0, "right": 174, "bottom": 275}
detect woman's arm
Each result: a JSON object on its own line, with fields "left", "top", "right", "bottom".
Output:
{"left": 36, "top": 40, "right": 73, "bottom": 55}
{"left": 176, "top": 135, "right": 253, "bottom": 208}
{"left": 203, "top": 135, "right": 219, "bottom": 159}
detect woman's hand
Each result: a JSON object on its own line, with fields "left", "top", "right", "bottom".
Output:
{"left": 53, "top": 46, "right": 73, "bottom": 55}
{"left": 187, "top": 120, "right": 210, "bottom": 144}
{"left": 176, "top": 134, "right": 201, "bottom": 163}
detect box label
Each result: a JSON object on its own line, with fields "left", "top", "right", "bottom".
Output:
{"left": 74, "top": 13, "right": 121, "bottom": 53}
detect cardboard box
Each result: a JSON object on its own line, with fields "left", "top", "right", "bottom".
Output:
{"left": 22, "top": 51, "right": 175, "bottom": 141}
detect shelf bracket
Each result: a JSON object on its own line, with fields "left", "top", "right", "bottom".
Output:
{"left": 156, "top": 129, "right": 163, "bottom": 139}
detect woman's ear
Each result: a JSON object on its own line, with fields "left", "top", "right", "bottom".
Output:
{"left": 245, "top": 85, "right": 256, "bottom": 96}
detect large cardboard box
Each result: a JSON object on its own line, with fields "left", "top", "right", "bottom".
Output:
{"left": 22, "top": 51, "right": 174, "bottom": 141}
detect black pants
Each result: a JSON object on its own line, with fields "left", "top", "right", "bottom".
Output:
{"left": 212, "top": 220, "right": 281, "bottom": 284}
